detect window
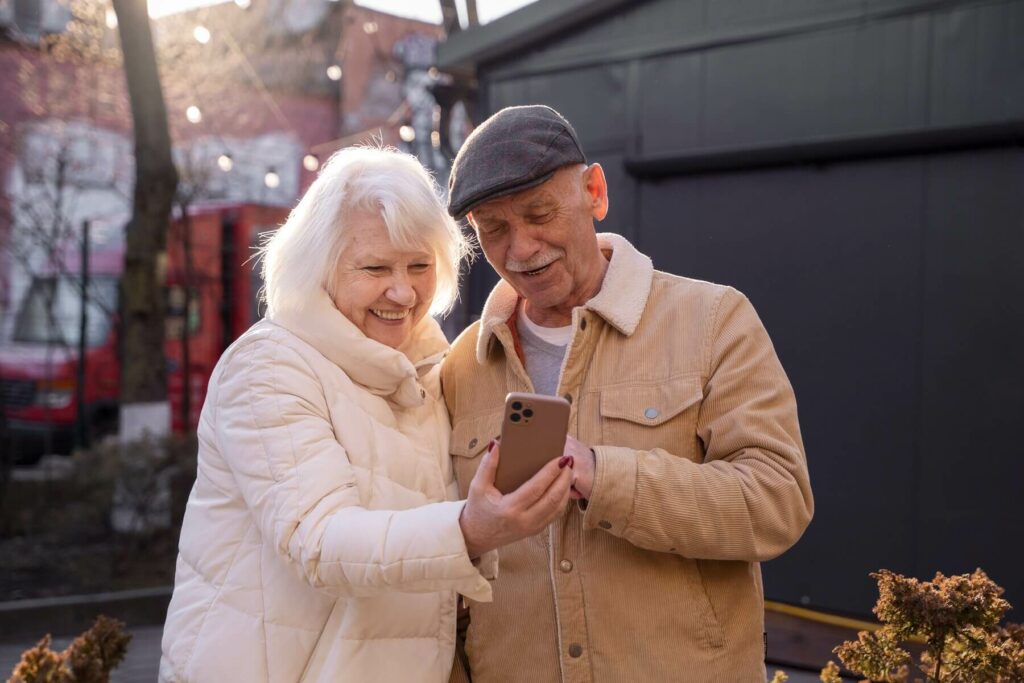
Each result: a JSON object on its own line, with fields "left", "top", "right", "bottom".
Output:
{"left": 13, "top": 276, "right": 118, "bottom": 347}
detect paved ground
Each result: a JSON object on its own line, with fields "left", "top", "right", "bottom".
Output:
{"left": 1, "top": 625, "right": 830, "bottom": 682}
{"left": 0, "top": 625, "right": 162, "bottom": 682}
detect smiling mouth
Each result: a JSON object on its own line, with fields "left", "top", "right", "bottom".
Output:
{"left": 370, "top": 308, "right": 410, "bottom": 321}
{"left": 523, "top": 263, "right": 552, "bottom": 277}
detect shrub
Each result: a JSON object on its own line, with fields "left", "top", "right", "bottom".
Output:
{"left": 822, "top": 569, "right": 1024, "bottom": 682}
{"left": 0, "top": 433, "right": 197, "bottom": 600}
{"left": 6, "top": 615, "right": 131, "bottom": 683}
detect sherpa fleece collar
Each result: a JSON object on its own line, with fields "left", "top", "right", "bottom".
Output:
{"left": 269, "top": 287, "right": 449, "bottom": 408}
{"left": 475, "top": 232, "right": 654, "bottom": 364}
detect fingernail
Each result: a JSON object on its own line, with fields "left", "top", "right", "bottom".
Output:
{"left": 558, "top": 455, "right": 574, "bottom": 469}
{"left": 487, "top": 439, "right": 495, "bottom": 452}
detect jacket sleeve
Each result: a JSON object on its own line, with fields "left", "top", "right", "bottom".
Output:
{"left": 583, "top": 288, "right": 813, "bottom": 562}
{"left": 210, "top": 336, "right": 493, "bottom": 601}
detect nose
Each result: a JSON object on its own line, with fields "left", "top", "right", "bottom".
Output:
{"left": 507, "top": 224, "right": 541, "bottom": 262}
{"left": 386, "top": 272, "right": 416, "bottom": 307}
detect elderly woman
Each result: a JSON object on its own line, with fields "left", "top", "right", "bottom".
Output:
{"left": 160, "top": 148, "right": 572, "bottom": 682}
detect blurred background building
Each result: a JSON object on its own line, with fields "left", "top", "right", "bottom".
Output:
{"left": 0, "top": 0, "right": 473, "bottom": 457}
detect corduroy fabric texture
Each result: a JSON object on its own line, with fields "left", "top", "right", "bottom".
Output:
{"left": 442, "top": 233, "right": 813, "bottom": 683}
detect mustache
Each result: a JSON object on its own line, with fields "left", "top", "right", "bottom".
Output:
{"left": 505, "top": 248, "right": 565, "bottom": 273}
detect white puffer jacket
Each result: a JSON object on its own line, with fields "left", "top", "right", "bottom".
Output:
{"left": 160, "top": 289, "right": 494, "bottom": 682}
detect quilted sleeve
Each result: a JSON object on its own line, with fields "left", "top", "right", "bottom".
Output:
{"left": 212, "top": 335, "right": 493, "bottom": 601}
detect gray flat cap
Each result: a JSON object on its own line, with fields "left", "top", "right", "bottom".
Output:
{"left": 447, "top": 105, "right": 586, "bottom": 219}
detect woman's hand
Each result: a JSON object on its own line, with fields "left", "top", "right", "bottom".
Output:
{"left": 459, "top": 441, "right": 573, "bottom": 558}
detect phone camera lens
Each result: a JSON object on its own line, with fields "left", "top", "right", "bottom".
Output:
{"left": 511, "top": 401, "right": 523, "bottom": 410}
{"left": 523, "top": 409, "right": 533, "bottom": 418}
{"left": 510, "top": 413, "right": 521, "bottom": 422}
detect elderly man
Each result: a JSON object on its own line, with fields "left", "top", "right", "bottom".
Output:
{"left": 443, "top": 105, "right": 813, "bottom": 682}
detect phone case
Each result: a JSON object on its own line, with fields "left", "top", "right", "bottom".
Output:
{"left": 495, "top": 392, "right": 571, "bottom": 494}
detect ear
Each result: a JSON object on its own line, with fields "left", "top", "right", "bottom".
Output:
{"left": 582, "top": 163, "right": 609, "bottom": 222}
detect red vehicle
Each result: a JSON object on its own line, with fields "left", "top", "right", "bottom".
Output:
{"left": 0, "top": 203, "right": 289, "bottom": 461}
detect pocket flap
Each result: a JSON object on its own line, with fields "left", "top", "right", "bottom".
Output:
{"left": 600, "top": 374, "right": 703, "bottom": 426}
{"left": 450, "top": 410, "right": 503, "bottom": 458}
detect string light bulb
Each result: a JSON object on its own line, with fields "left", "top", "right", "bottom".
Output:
{"left": 264, "top": 169, "right": 280, "bottom": 189}
{"left": 326, "top": 65, "right": 342, "bottom": 81}
{"left": 235, "top": 0, "right": 251, "bottom": 7}
{"left": 193, "top": 26, "right": 211, "bottom": 44}
{"left": 105, "top": 8, "right": 118, "bottom": 29}
{"left": 303, "top": 154, "right": 320, "bottom": 172}
{"left": 399, "top": 126, "right": 415, "bottom": 143}
{"left": 186, "top": 106, "right": 202, "bottom": 124}
{"left": 217, "top": 154, "right": 233, "bottom": 172}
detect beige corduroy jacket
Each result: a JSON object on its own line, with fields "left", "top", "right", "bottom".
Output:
{"left": 442, "top": 232, "right": 813, "bottom": 683}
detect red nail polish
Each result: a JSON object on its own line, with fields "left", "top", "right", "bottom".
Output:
{"left": 558, "top": 455, "right": 574, "bottom": 469}
{"left": 487, "top": 439, "right": 495, "bottom": 452}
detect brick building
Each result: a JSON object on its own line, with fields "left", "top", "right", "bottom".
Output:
{"left": 0, "top": 0, "right": 446, "bottom": 326}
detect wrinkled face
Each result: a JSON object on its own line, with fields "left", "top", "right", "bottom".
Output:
{"left": 469, "top": 164, "right": 609, "bottom": 323}
{"left": 331, "top": 209, "right": 437, "bottom": 349}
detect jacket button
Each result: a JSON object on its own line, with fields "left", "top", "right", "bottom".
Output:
{"left": 579, "top": 318, "right": 587, "bottom": 330}
{"left": 598, "top": 520, "right": 612, "bottom": 530}
{"left": 644, "top": 407, "right": 659, "bottom": 419}
{"left": 568, "top": 643, "right": 583, "bottom": 658}
{"left": 469, "top": 438, "right": 478, "bottom": 449}
{"left": 563, "top": 393, "right": 573, "bottom": 404}
{"left": 559, "top": 559, "right": 573, "bottom": 572}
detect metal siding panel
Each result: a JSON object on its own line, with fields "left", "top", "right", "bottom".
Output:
{"left": 928, "top": 2, "right": 1024, "bottom": 126}
{"left": 639, "top": 53, "right": 703, "bottom": 156}
{"left": 916, "top": 148, "right": 1024, "bottom": 600}
{"left": 499, "top": 0, "right": 703, "bottom": 73}
{"left": 489, "top": 65, "right": 630, "bottom": 153}
{"left": 639, "top": 159, "right": 925, "bottom": 613}
{"left": 488, "top": 77, "right": 532, "bottom": 112}
{"left": 705, "top": 0, "right": 864, "bottom": 29}
{"left": 701, "top": 16, "right": 930, "bottom": 149}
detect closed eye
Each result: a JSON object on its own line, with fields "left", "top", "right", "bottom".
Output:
{"left": 477, "top": 221, "right": 507, "bottom": 236}
{"left": 410, "top": 262, "right": 433, "bottom": 272}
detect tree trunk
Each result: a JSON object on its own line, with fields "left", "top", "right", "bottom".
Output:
{"left": 439, "top": 0, "right": 460, "bottom": 34}
{"left": 113, "top": 0, "right": 178, "bottom": 407}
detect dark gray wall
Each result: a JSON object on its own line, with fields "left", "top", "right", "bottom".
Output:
{"left": 463, "top": 0, "right": 1024, "bottom": 615}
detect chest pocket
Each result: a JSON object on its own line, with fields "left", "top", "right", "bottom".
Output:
{"left": 599, "top": 374, "right": 704, "bottom": 461}
{"left": 449, "top": 410, "right": 504, "bottom": 498}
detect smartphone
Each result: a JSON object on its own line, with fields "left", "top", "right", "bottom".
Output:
{"left": 494, "top": 392, "right": 571, "bottom": 495}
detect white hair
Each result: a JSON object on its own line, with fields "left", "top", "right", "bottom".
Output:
{"left": 259, "top": 146, "right": 472, "bottom": 318}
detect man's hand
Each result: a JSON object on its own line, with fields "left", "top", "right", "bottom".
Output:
{"left": 563, "top": 435, "right": 596, "bottom": 500}
{"left": 460, "top": 441, "right": 573, "bottom": 558}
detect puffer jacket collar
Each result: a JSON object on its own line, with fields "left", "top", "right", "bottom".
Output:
{"left": 268, "top": 287, "right": 449, "bottom": 408}
{"left": 475, "top": 232, "right": 654, "bottom": 363}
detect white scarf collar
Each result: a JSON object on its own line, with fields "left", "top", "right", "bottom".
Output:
{"left": 475, "top": 232, "right": 654, "bottom": 363}
{"left": 269, "top": 287, "right": 448, "bottom": 408}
